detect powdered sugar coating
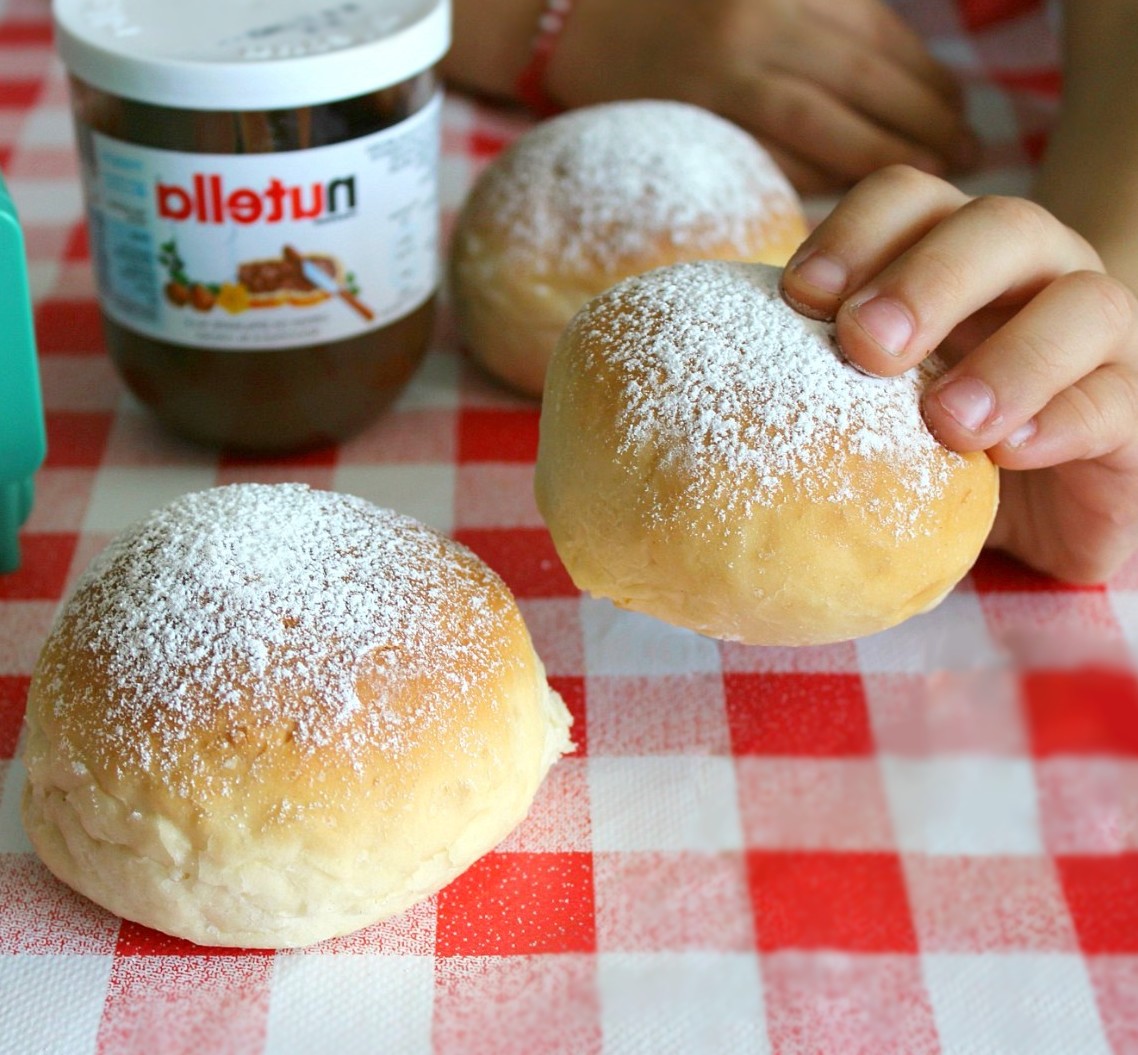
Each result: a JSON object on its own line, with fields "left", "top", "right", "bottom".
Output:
{"left": 473, "top": 100, "right": 798, "bottom": 271}
{"left": 579, "top": 262, "right": 961, "bottom": 536}
{"left": 41, "top": 484, "right": 519, "bottom": 789}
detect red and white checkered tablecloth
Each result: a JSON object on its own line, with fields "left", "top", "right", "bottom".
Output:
{"left": 3, "top": 0, "right": 1137, "bottom": 1052}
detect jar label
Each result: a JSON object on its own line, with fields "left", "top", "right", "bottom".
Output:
{"left": 83, "top": 93, "right": 441, "bottom": 351}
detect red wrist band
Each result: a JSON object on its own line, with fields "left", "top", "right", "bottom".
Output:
{"left": 515, "top": 0, "right": 574, "bottom": 117}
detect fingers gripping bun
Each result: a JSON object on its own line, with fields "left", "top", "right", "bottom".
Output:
{"left": 22, "top": 484, "right": 572, "bottom": 948}
{"left": 449, "top": 100, "right": 808, "bottom": 396}
{"left": 535, "top": 262, "right": 999, "bottom": 646}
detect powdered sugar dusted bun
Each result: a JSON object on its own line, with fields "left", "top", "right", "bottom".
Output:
{"left": 450, "top": 100, "right": 807, "bottom": 396}
{"left": 535, "top": 262, "right": 999, "bottom": 646}
{"left": 22, "top": 483, "right": 572, "bottom": 948}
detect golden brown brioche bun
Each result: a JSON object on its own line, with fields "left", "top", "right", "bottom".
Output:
{"left": 535, "top": 262, "right": 999, "bottom": 646}
{"left": 22, "top": 483, "right": 572, "bottom": 948}
{"left": 449, "top": 100, "right": 808, "bottom": 397}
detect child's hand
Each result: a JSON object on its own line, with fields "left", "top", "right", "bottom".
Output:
{"left": 780, "top": 165, "right": 1138, "bottom": 583}
{"left": 543, "top": 0, "right": 974, "bottom": 192}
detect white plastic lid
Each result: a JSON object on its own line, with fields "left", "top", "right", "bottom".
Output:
{"left": 53, "top": 0, "right": 451, "bottom": 111}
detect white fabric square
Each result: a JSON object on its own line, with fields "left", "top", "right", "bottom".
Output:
{"left": 856, "top": 592, "right": 1003, "bottom": 674}
{"left": 334, "top": 465, "right": 455, "bottom": 534}
{"left": 82, "top": 467, "right": 219, "bottom": 534}
{"left": 265, "top": 954, "right": 434, "bottom": 1055}
{"left": 0, "top": 759, "right": 34, "bottom": 854}
{"left": 19, "top": 107, "right": 75, "bottom": 147}
{"left": 598, "top": 952, "right": 771, "bottom": 1055}
{"left": 580, "top": 598, "right": 722, "bottom": 677}
{"left": 589, "top": 756, "right": 742, "bottom": 853}
{"left": 394, "top": 350, "right": 461, "bottom": 410}
{"left": 0, "top": 954, "right": 115, "bottom": 1055}
{"left": 882, "top": 756, "right": 1044, "bottom": 855}
{"left": 923, "top": 953, "right": 1112, "bottom": 1055}
{"left": 3, "top": 177, "right": 84, "bottom": 224}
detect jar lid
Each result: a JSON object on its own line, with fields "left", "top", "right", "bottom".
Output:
{"left": 53, "top": 0, "right": 451, "bottom": 111}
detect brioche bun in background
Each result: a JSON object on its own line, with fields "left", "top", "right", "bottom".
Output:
{"left": 22, "top": 483, "right": 572, "bottom": 948}
{"left": 449, "top": 100, "right": 808, "bottom": 396}
{"left": 535, "top": 262, "right": 1000, "bottom": 646}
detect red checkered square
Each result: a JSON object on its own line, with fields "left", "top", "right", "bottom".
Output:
{"left": 1036, "top": 758, "right": 1138, "bottom": 853}
{"left": 904, "top": 856, "right": 1077, "bottom": 951}
{"left": 1024, "top": 668, "right": 1138, "bottom": 756}
{"left": 593, "top": 851, "right": 754, "bottom": 952}
{"left": 1086, "top": 957, "right": 1138, "bottom": 1055}
{"left": 62, "top": 221, "right": 89, "bottom": 262}
{"left": 453, "top": 528, "right": 577, "bottom": 598}
{"left": 33, "top": 300, "right": 106, "bottom": 355}
{"left": 735, "top": 758, "right": 894, "bottom": 850}
{"left": 548, "top": 675, "right": 586, "bottom": 756}
{"left": 115, "top": 919, "right": 274, "bottom": 957}
{"left": 36, "top": 356, "right": 122, "bottom": 412}
{"left": 971, "top": 549, "right": 1102, "bottom": 593}
{"left": 863, "top": 670, "right": 1028, "bottom": 755}
{"left": 433, "top": 955, "right": 601, "bottom": 1055}
{"left": 497, "top": 757, "right": 591, "bottom": 853}
{"left": 725, "top": 673, "right": 873, "bottom": 756}
{"left": 0, "top": 80, "right": 42, "bottom": 107}
{"left": 457, "top": 408, "right": 540, "bottom": 462}
{"left": 435, "top": 852, "right": 595, "bottom": 956}
{"left": 0, "top": 21, "right": 53, "bottom": 44}
{"left": 761, "top": 951, "right": 940, "bottom": 1055}
{"left": 1057, "top": 854, "right": 1138, "bottom": 953}
{"left": 97, "top": 954, "right": 272, "bottom": 1054}
{"left": 43, "top": 411, "right": 113, "bottom": 467}
{"left": 0, "top": 855, "right": 119, "bottom": 954}
{"left": 0, "top": 532, "right": 77, "bottom": 601}
{"left": 746, "top": 851, "right": 917, "bottom": 952}
{"left": 587, "top": 674, "right": 729, "bottom": 756}
{"left": 957, "top": 0, "right": 1047, "bottom": 32}
{"left": 0, "top": 677, "right": 27, "bottom": 757}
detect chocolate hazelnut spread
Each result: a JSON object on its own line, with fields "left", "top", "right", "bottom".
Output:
{"left": 54, "top": 1, "right": 451, "bottom": 452}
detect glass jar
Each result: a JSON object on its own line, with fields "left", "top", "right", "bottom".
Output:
{"left": 54, "top": 0, "right": 450, "bottom": 451}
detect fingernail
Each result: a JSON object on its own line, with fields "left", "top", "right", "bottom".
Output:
{"left": 934, "top": 376, "right": 995, "bottom": 432}
{"left": 792, "top": 252, "right": 848, "bottom": 296}
{"left": 1006, "top": 418, "right": 1037, "bottom": 448}
{"left": 851, "top": 296, "right": 913, "bottom": 356}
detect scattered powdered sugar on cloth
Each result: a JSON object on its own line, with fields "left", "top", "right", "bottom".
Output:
{"left": 45, "top": 484, "right": 515, "bottom": 783}
{"left": 584, "top": 261, "right": 961, "bottom": 536}
{"left": 477, "top": 100, "right": 796, "bottom": 271}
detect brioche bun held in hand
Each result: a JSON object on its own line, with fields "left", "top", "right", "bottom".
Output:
{"left": 22, "top": 483, "right": 572, "bottom": 948}
{"left": 449, "top": 100, "right": 807, "bottom": 396}
{"left": 535, "top": 262, "right": 999, "bottom": 646}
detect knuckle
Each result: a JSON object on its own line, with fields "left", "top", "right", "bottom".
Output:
{"left": 967, "top": 194, "right": 1053, "bottom": 242}
{"left": 1062, "top": 270, "right": 1136, "bottom": 339}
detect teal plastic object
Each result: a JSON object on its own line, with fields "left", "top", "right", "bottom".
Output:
{"left": 0, "top": 169, "right": 46, "bottom": 574}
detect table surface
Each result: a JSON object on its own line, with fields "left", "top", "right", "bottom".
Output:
{"left": 3, "top": 1, "right": 1138, "bottom": 1053}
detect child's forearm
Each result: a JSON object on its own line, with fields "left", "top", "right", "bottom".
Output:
{"left": 1034, "top": 0, "right": 1138, "bottom": 293}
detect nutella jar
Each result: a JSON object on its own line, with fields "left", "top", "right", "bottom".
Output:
{"left": 54, "top": 0, "right": 450, "bottom": 451}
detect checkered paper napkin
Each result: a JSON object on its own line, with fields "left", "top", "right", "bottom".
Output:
{"left": 2, "top": 0, "right": 1138, "bottom": 1052}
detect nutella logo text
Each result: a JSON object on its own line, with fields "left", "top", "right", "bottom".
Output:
{"left": 156, "top": 174, "right": 357, "bottom": 225}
